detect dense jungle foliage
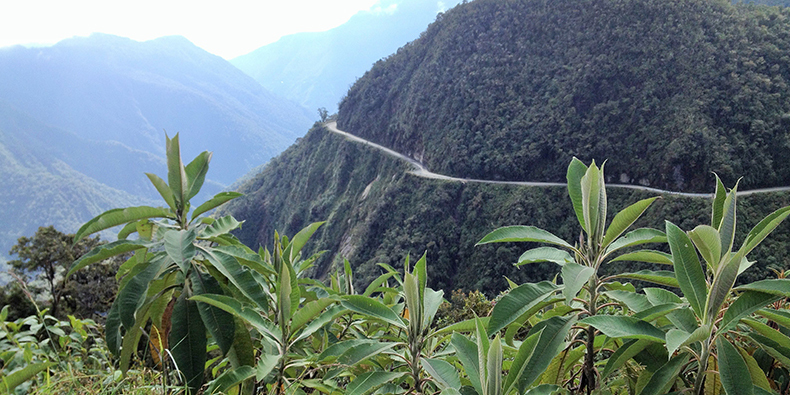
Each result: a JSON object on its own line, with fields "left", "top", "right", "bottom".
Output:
{"left": 339, "top": 0, "right": 790, "bottom": 192}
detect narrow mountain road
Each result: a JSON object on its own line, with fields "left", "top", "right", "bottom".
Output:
{"left": 326, "top": 122, "right": 790, "bottom": 198}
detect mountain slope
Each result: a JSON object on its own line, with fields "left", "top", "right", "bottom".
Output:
{"left": 338, "top": 0, "right": 790, "bottom": 193}
{"left": 0, "top": 34, "right": 314, "bottom": 191}
{"left": 226, "top": 0, "right": 790, "bottom": 294}
{"left": 231, "top": 0, "right": 462, "bottom": 112}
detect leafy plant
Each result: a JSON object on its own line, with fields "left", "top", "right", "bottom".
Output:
{"left": 477, "top": 158, "right": 663, "bottom": 394}
{"left": 67, "top": 134, "right": 251, "bottom": 394}
{"left": 630, "top": 177, "right": 790, "bottom": 395}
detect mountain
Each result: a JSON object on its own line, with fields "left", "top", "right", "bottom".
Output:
{"left": 0, "top": 100, "right": 156, "bottom": 264}
{"left": 0, "top": 34, "right": 314, "bottom": 265}
{"left": 0, "top": 34, "right": 314, "bottom": 192}
{"left": 339, "top": 0, "right": 790, "bottom": 193}
{"left": 231, "top": 0, "right": 462, "bottom": 113}
{"left": 224, "top": 0, "right": 790, "bottom": 295}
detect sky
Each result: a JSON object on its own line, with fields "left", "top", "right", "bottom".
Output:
{"left": 0, "top": 0, "right": 384, "bottom": 59}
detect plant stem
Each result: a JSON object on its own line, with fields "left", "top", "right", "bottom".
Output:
{"left": 582, "top": 274, "right": 599, "bottom": 395}
{"left": 693, "top": 339, "right": 711, "bottom": 395}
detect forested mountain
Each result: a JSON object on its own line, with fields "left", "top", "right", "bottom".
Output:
{"left": 0, "top": 34, "right": 313, "bottom": 267}
{"left": 226, "top": 0, "right": 790, "bottom": 294}
{"left": 231, "top": 0, "right": 462, "bottom": 112}
{"left": 339, "top": 0, "right": 790, "bottom": 193}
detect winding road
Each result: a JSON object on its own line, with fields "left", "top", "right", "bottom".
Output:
{"left": 326, "top": 122, "right": 790, "bottom": 198}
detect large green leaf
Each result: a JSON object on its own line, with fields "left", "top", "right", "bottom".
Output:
{"left": 486, "top": 335, "right": 503, "bottom": 395}
{"left": 451, "top": 333, "right": 482, "bottom": 395}
{"left": 756, "top": 308, "right": 790, "bottom": 328}
{"left": 68, "top": 239, "right": 149, "bottom": 277}
{"left": 477, "top": 226, "right": 573, "bottom": 249}
{"left": 434, "top": 317, "right": 491, "bottom": 337}
{"left": 711, "top": 175, "right": 727, "bottom": 229}
{"left": 602, "top": 339, "right": 650, "bottom": 379}
{"left": 737, "top": 345, "right": 773, "bottom": 392}
{"left": 719, "top": 291, "right": 779, "bottom": 333}
{"left": 0, "top": 362, "right": 55, "bottom": 394}
{"left": 190, "top": 294, "right": 281, "bottom": 344}
{"left": 688, "top": 225, "right": 721, "bottom": 271}
{"left": 581, "top": 160, "right": 605, "bottom": 239}
{"left": 146, "top": 172, "right": 177, "bottom": 212}
{"left": 540, "top": 344, "right": 585, "bottom": 386}
{"left": 741, "top": 206, "right": 790, "bottom": 257}
{"left": 487, "top": 281, "right": 558, "bottom": 334}
{"left": 567, "top": 157, "right": 588, "bottom": 230}
{"left": 205, "top": 365, "right": 254, "bottom": 395}
{"left": 706, "top": 250, "right": 744, "bottom": 324}
{"left": 736, "top": 279, "right": 790, "bottom": 297}
{"left": 184, "top": 151, "right": 212, "bottom": 202}
{"left": 277, "top": 258, "right": 294, "bottom": 327}
{"left": 292, "top": 304, "right": 345, "bottom": 344}
{"left": 605, "top": 228, "right": 667, "bottom": 256}
{"left": 191, "top": 192, "right": 243, "bottom": 221}
{"left": 610, "top": 250, "right": 672, "bottom": 265}
{"left": 614, "top": 270, "right": 679, "bottom": 288}
{"left": 165, "top": 229, "right": 197, "bottom": 273}
{"left": 601, "top": 197, "right": 659, "bottom": 250}
{"left": 201, "top": 216, "right": 243, "bottom": 239}
{"left": 170, "top": 291, "right": 207, "bottom": 394}
{"left": 516, "top": 247, "right": 573, "bottom": 266}
{"left": 514, "top": 316, "right": 576, "bottom": 393}
{"left": 346, "top": 372, "right": 407, "bottom": 395}
{"left": 200, "top": 247, "right": 269, "bottom": 311}
{"left": 665, "top": 326, "right": 709, "bottom": 356}
{"left": 283, "top": 221, "right": 325, "bottom": 263}
{"left": 342, "top": 295, "right": 405, "bottom": 329}
{"left": 561, "top": 262, "right": 594, "bottom": 304}
{"left": 666, "top": 221, "right": 707, "bottom": 318}
{"left": 190, "top": 270, "right": 235, "bottom": 356}
{"left": 117, "top": 255, "right": 167, "bottom": 330}
{"left": 291, "top": 297, "right": 336, "bottom": 333}
{"left": 74, "top": 206, "right": 173, "bottom": 243}
{"left": 166, "top": 133, "right": 188, "bottom": 205}
{"left": 422, "top": 357, "right": 461, "bottom": 390}
{"left": 581, "top": 316, "right": 665, "bottom": 343}
{"left": 503, "top": 329, "right": 541, "bottom": 394}
{"left": 637, "top": 353, "right": 689, "bottom": 395}
{"left": 717, "top": 337, "right": 753, "bottom": 395}
{"left": 718, "top": 185, "right": 738, "bottom": 257}
{"left": 749, "top": 332, "right": 790, "bottom": 366}
{"left": 337, "top": 341, "right": 398, "bottom": 366}
{"left": 644, "top": 287, "right": 698, "bottom": 333}
{"left": 105, "top": 298, "right": 123, "bottom": 355}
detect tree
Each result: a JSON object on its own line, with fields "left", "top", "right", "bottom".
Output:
{"left": 8, "top": 226, "right": 101, "bottom": 318}
{"left": 317, "top": 107, "right": 329, "bottom": 122}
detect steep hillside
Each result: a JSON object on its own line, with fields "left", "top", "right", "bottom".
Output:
{"left": 225, "top": 125, "right": 790, "bottom": 295}
{"left": 0, "top": 34, "right": 313, "bottom": 190}
{"left": 339, "top": 0, "right": 790, "bottom": 193}
{"left": 226, "top": 0, "right": 790, "bottom": 294}
{"left": 232, "top": 0, "right": 462, "bottom": 112}
{"left": 0, "top": 109, "right": 155, "bottom": 263}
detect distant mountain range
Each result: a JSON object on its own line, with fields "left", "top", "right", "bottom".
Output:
{"left": 231, "top": 0, "right": 463, "bottom": 113}
{"left": 0, "top": 33, "right": 313, "bottom": 263}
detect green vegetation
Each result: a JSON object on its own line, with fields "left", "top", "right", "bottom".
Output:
{"left": 339, "top": 0, "right": 790, "bottom": 193}
{"left": 2, "top": 130, "right": 790, "bottom": 394}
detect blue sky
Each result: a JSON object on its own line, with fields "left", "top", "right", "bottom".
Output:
{"left": 0, "top": 0, "right": 386, "bottom": 59}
